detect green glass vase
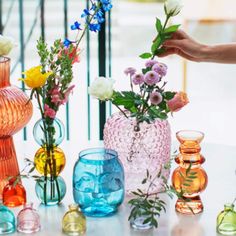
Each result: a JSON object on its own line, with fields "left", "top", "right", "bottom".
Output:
{"left": 217, "top": 204, "right": 236, "bottom": 235}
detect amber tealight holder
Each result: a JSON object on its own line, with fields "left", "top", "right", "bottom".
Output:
{"left": 172, "top": 130, "right": 208, "bottom": 214}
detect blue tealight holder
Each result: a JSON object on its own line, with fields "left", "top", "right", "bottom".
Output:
{"left": 0, "top": 204, "right": 16, "bottom": 234}
{"left": 73, "top": 148, "right": 125, "bottom": 217}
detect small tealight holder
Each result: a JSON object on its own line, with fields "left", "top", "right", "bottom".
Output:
{"left": 17, "top": 202, "right": 41, "bottom": 233}
{"left": 0, "top": 203, "right": 16, "bottom": 234}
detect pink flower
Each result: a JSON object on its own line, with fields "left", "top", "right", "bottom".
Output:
{"left": 144, "top": 71, "right": 160, "bottom": 85}
{"left": 60, "top": 85, "right": 75, "bottom": 105}
{"left": 167, "top": 92, "right": 189, "bottom": 112}
{"left": 145, "top": 59, "right": 158, "bottom": 68}
{"left": 132, "top": 73, "right": 144, "bottom": 85}
{"left": 150, "top": 91, "right": 162, "bottom": 105}
{"left": 44, "top": 104, "right": 56, "bottom": 119}
{"left": 152, "top": 63, "right": 167, "bottom": 77}
{"left": 124, "top": 67, "right": 136, "bottom": 76}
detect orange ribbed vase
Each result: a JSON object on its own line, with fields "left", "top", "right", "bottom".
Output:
{"left": 0, "top": 56, "right": 33, "bottom": 198}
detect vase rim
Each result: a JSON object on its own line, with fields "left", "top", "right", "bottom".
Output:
{"left": 176, "top": 130, "right": 204, "bottom": 142}
{"left": 79, "top": 147, "right": 118, "bottom": 162}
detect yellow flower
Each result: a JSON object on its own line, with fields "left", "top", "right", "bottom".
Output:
{"left": 21, "top": 66, "right": 52, "bottom": 88}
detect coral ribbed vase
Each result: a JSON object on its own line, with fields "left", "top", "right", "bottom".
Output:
{"left": 103, "top": 112, "right": 171, "bottom": 194}
{"left": 0, "top": 57, "right": 33, "bottom": 198}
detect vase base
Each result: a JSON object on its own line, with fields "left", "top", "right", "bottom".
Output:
{"left": 175, "top": 196, "right": 203, "bottom": 214}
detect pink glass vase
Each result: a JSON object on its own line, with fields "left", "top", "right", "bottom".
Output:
{"left": 103, "top": 112, "right": 171, "bottom": 194}
{"left": 0, "top": 57, "right": 33, "bottom": 198}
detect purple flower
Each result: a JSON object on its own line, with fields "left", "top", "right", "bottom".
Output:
{"left": 124, "top": 67, "right": 136, "bottom": 76}
{"left": 150, "top": 91, "right": 162, "bottom": 105}
{"left": 145, "top": 59, "right": 158, "bottom": 68}
{"left": 144, "top": 71, "right": 160, "bottom": 85}
{"left": 152, "top": 63, "right": 167, "bottom": 77}
{"left": 132, "top": 73, "right": 144, "bottom": 85}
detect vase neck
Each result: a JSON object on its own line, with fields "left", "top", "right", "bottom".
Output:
{"left": 0, "top": 57, "right": 11, "bottom": 88}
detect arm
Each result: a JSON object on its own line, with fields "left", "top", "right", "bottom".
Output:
{"left": 159, "top": 30, "right": 236, "bottom": 64}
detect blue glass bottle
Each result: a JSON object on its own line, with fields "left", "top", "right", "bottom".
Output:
{"left": 0, "top": 204, "right": 16, "bottom": 234}
{"left": 73, "top": 148, "right": 125, "bottom": 217}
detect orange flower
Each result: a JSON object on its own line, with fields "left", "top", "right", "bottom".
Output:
{"left": 167, "top": 91, "right": 189, "bottom": 112}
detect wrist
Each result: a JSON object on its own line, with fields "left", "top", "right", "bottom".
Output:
{"left": 201, "top": 45, "right": 216, "bottom": 62}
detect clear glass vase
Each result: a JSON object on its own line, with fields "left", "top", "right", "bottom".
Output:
{"left": 62, "top": 204, "right": 86, "bottom": 235}
{"left": 217, "top": 204, "right": 236, "bottom": 235}
{"left": 103, "top": 112, "right": 171, "bottom": 194}
{"left": 73, "top": 148, "right": 125, "bottom": 217}
{"left": 0, "top": 57, "right": 33, "bottom": 198}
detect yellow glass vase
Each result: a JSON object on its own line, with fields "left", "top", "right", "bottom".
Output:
{"left": 62, "top": 204, "right": 86, "bottom": 235}
{"left": 34, "top": 146, "right": 66, "bottom": 176}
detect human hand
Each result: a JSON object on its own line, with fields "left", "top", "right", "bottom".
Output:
{"left": 158, "top": 30, "right": 208, "bottom": 62}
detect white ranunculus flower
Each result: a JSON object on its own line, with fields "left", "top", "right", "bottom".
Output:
{"left": 0, "top": 35, "right": 16, "bottom": 56}
{"left": 164, "top": 0, "right": 183, "bottom": 17}
{"left": 88, "top": 77, "right": 115, "bottom": 101}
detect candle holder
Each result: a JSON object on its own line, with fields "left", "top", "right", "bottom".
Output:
{"left": 172, "top": 130, "right": 208, "bottom": 214}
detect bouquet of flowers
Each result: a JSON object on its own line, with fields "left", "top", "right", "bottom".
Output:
{"left": 19, "top": 0, "right": 113, "bottom": 205}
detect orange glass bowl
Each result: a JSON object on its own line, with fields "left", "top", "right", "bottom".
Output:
{"left": 0, "top": 57, "right": 33, "bottom": 198}
{"left": 34, "top": 146, "right": 66, "bottom": 176}
{"left": 172, "top": 130, "right": 208, "bottom": 214}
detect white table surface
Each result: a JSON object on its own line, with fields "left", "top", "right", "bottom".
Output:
{"left": 9, "top": 141, "right": 236, "bottom": 236}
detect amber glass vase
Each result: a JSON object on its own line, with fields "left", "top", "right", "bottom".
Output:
{"left": 172, "top": 130, "right": 208, "bottom": 214}
{"left": 0, "top": 57, "right": 33, "bottom": 198}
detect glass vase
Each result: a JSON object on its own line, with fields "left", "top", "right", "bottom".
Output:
{"left": 17, "top": 202, "right": 41, "bottom": 233}
{"left": 35, "top": 176, "right": 66, "bottom": 206}
{"left": 172, "top": 130, "right": 208, "bottom": 214}
{"left": 73, "top": 148, "right": 125, "bottom": 217}
{"left": 0, "top": 204, "right": 15, "bottom": 234}
{"left": 33, "top": 118, "right": 66, "bottom": 205}
{"left": 103, "top": 112, "right": 171, "bottom": 194}
{"left": 62, "top": 204, "right": 86, "bottom": 235}
{"left": 0, "top": 57, "right": 33, "bottom": 198}
{"left": 217, "top": 203, "right": 236, "bottom": 235}
{"left": 2, "top": 178, "right": 26, "bottom": 207}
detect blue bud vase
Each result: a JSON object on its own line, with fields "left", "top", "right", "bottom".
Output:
{"left": 0, "top": 204, "right": 16, "bottom": 234}
{"left": 73, "top": 148, "right": 125, "bottom": 217}
{"left": 35, "top": 176, "right": 66, "bottom": 206}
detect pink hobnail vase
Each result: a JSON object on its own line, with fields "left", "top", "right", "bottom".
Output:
{"left": 103, "top": 112, "right": 171, "bottom": 194}
{"left": 17, "top": 202, "right": 41, "bottom": 233}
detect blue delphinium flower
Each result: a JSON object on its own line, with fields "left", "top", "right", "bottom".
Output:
{"left": 100, "top": 0, "right": 113, "bottom": 12}
{"left": 81, "top": 9, "right": 90, "bottom": 18}
{"left": 88, "top": 23, "right": 101, "bottom": 32}
{"left": 71, "top": 21, "right": 82, "bottom": 30}
{"left": 63, "top": 39, "right": 73, "bottom": 47}
{"left": 94, "top": 9, "right": 105, "bottom": 24}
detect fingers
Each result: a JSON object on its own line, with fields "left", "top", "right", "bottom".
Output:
{"left": 163, "top": 39, "right": 185, "bottom": 49}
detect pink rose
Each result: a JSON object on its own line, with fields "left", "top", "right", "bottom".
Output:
{"left": 167, "top": 92, "right": 189, "bottom": 112}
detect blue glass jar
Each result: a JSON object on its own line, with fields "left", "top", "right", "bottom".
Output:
{"left": 73, "top": 148, "right": 125, "bottom": 217}
{"left": 0, "top": 204, "right": 16, "bottom": 234}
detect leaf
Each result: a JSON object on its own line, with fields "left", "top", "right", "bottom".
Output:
{"left": 143, "top": 217, "right": 153, "bottom": 225}
{"left": 164, "top": 24, "right": 181, "bottom": 34}
{"left": 142, "top": 178, "right": 147, "bottom": 184}
{"left": 139, "top": 52, "right": 152, "bottom": 59}
{"left": 151, "top": 36, "right": 162, "bottom": 54}
{"left": 155, "top": 18, "right": 162, "bottom": 33}
{"left": 163, "top": 91, "right": 176, "bottom": 100}
{"left": 155, "top": 47, "right": 166, "bottom": 55}
{"left": 183, "top": 183, "right": 191, "bottom": 187}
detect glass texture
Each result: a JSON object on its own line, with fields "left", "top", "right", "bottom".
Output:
{"left": 172, "top": 130, "right": 208, "bottom": 214}
{"left": 17, "top": 202, "right": 40, "bottom": 233}
{"left": 34, "top": 146, "right": 66, "bottom": 176}
{"left": 0, "top": 57, "right": 33, "bottom": 198}
{"left": 33, "top": 118, "right": 65, "bottom": 146}
{"left": 2, "top": 179, "right": 26, "bottom": 207}
{"left": 73, "top": 148, "right": 125, "bottom": 217}
{"left": 0, "top": 204, "right": 15, "bottom": 234}
{"left": 217, "top": 204, "right": 236, "bottom": 235}
{"left": 35, "top": 176, "right": 66, "bottom": 206}
{"left": 130, "top": 214, "right": 153, "bottom": 230}
{"left": 62, "top": 204, "right": 86, "bottom": 235}
{"left": 103, "top": 112, "right": 171, "bottom": 194}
